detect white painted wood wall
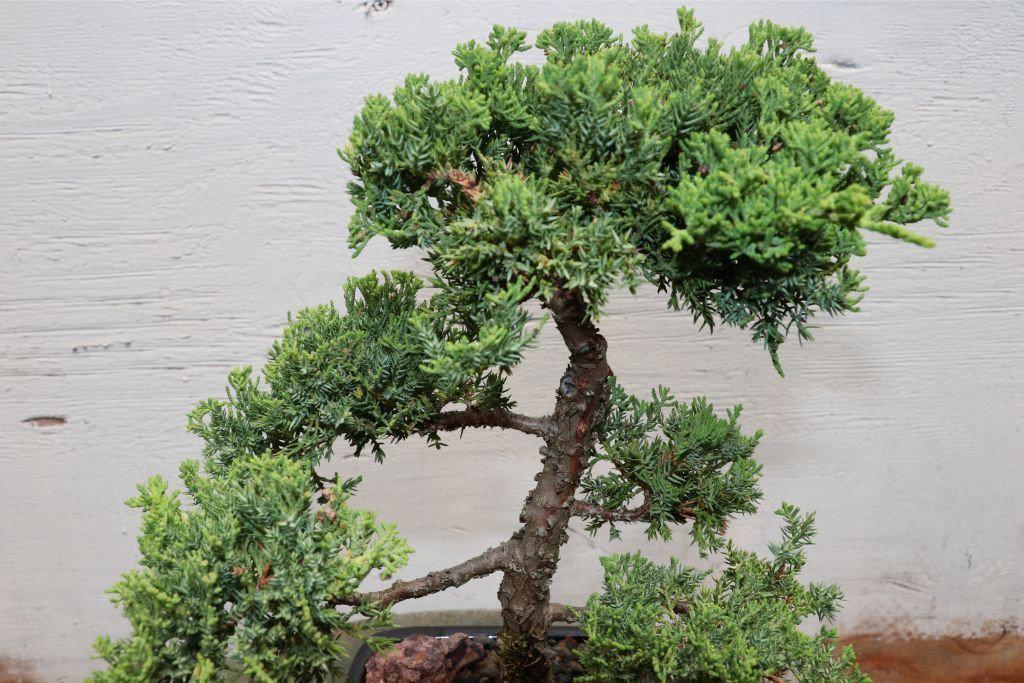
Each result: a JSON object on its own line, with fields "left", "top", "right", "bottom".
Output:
{"left": 2, "top": 1, "right": 1022, "bottom": 678}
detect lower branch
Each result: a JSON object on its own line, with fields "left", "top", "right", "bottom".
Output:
{"left": 570, "top": 498, "right": 696, "bottom": 524}
{"left": 430, "top": 408, "right": 554, "bottom": 438}
{"left": 570, "top": 498, "right": 650, "bottom": 523}
{"left": 333, "top": 542, "right": 513, "bottom": 608}
{"left": 546, "top": 603, "right": 582, "bottom": 626}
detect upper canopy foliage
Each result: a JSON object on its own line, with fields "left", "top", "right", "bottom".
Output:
{"left": 343, "top": 7, "right": 949, "bottom": 369}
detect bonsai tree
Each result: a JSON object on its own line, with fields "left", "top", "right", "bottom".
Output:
{"left": 92, "top": 7, "right": 950, "bottom": 682}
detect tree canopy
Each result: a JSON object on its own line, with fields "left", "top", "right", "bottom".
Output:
{"left": 343, "top": 7, "right": 949, "bottom": 371}
{"left": 93, "top": 8, "right": 949, "bottom": 682}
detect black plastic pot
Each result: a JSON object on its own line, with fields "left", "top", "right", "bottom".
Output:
{"left": 346, "top": 625, "right": 585, "bottom": 682}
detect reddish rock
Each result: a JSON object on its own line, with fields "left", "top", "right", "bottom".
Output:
{"left": 365, "top": 633, "right": 485, "bottom": 683}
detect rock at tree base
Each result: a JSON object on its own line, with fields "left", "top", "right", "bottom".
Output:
{"left": 365, "top": 633, "right": 485, "bottom": 683}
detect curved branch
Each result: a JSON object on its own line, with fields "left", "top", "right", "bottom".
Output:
{"left": 544, "top": 600, "right": 687, "bottom": 627}
{"left": 546, "top": 602, "right": 582, "bottom": 625}
{"left": 430, "top": 407, "right": 554, "bottom": 438}
{"left": 333, "top": 541, "right": 514, "bottom": 608}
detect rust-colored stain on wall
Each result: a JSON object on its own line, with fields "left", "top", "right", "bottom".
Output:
{"left": 0, "top": 658, "right": 40, "bottom": 683}
{"left": 844, "top": 632, "right": 1024, "bottom": 682}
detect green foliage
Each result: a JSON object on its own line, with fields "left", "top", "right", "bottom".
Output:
{"left": 187, "top": 270, "right": 533, "bottom": 470}
{"left": 432, "top": 171, "right": 643, "bottom": 317}
{"left": 189, "top": 271, "right": 441, "bottom": 467}
{"left": 343, "top": 7, "right": 949, "bottom": 368}
{"left": 578, "top": 506, "right": 869, "bottom": 683}
{"left": 91, "top": 454, "right": 410, "bottom": 682}
{"left": 582, "top": 380, "right": 762, "bottom": 552}
{"left": 415, "top": 276, "right": 541, "bottom": 390}
{"left": 96, "top": 6, "right": 946, "bottom": 679}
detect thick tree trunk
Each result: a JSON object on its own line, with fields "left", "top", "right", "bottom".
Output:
{"left": 497, "top": 289, "right": 611, "bottom": 682}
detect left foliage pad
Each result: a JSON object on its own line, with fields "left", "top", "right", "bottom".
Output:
{"left": 188, "top": 271, "right": 445, "bottom": 468}
{"left": 90, "top": 454, "right": 410, "bottom": 682}
{"left": 188, "top": 270, "right": 535, "bottom": 469}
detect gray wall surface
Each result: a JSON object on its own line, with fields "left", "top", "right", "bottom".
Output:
{"left": 2, "top": 1, "right": 1022, "bottom": 678}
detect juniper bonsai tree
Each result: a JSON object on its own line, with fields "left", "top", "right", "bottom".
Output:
{"left": 93, "top": 7, "right": 949, "bottom": 682}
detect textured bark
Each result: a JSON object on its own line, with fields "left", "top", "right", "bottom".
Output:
{"left": 332, "top": 542, "right": 512, "bottom": 608}
{"left": 496, "top": 288, "right": 612, "bottom": 682}
{"left": 431, "top": 408, "right": 554, "bottom": 438}
{"left": 545, "top": 602, "right": 582, "bottom": 626}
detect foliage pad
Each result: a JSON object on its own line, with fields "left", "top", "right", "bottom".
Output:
{"left": 343, "top": 7, "right": 949, "bottom": 369}
{"left": 187, "top": 271, "right": 532, "bottom": 470}
{"left": 582, "top": 380, "right": 762, "bottom": 551}
{"left": 578, "top": 506, "right": 868, "bottom": 682}
{"left": 91, "top": 455, "right": 410, "bottom": 682}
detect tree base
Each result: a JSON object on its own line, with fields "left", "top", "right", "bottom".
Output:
{"left": 349, "top": 627, "right": 585, "bottom": 682}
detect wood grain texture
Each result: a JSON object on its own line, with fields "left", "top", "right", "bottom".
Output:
{"left": 1, "top": 1, "right": 1022, "bottom": 678}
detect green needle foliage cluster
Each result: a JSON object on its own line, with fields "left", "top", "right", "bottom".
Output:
{"left": 582, "top": 380, "right": 763, "bottom": 550}
{"left": 91, "top": 455, "right": 409, "bottom": 682}
{"left": 343, "top": 7, "right": 948, "bottom": 368}
{"left": 93, "top": 5, "right": 949, "bottom": 681}
{"left": 187, "top": 272, "right": 442, "bottom": 468}
{"left": 577, "top": 506, "right": 867, "bottom": 682}
{"left": 186, "top": 271, "right": 531, "bottom": 470}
